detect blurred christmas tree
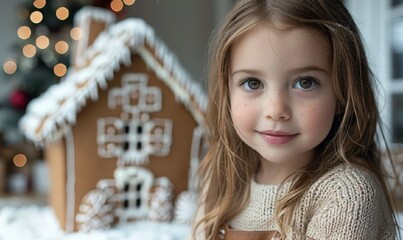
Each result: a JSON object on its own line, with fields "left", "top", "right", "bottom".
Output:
{"left": 0, "top": 0, "right": 135, "bottom": 145}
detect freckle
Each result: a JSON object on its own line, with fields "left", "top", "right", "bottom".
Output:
{"left": 310, "top": 106, "right": 316, "bottom": 113}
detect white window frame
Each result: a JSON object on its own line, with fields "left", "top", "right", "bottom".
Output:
{"left": 345, "top": 0, "right": 403, "bottom": 147}
{"left": 389, "top": 3, "right": 403, "bottom": 145}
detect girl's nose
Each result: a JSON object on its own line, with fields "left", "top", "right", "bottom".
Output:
{"left": 265, "top": 93, "right": 291, "bottom": 121}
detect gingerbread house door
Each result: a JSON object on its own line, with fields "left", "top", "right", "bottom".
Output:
{"left": 114, "top": 166, "right": 153, "bottom": 223}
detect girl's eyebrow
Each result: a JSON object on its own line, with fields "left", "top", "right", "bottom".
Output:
{"left": 231, "top": 66, "right": 330, "bottom": 77}
{"left": 290, "top": 66, "right": 330, "bottom": 75}
{"left": 230, "top": 69, "right": 263, "bottom": 77}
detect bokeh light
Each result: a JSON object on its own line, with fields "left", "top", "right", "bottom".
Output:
{"left": 13, "top": 154, "right": 28, "bottom": 168}
{"left": 70, "top": 27, "right": 83, "bottom": 40}
{"left": 111, "top": 0, "right": 124, "bottom": 12}
{"left": 56, "top": 7, "right": 69, "bottom": 20}
{"left": 123, "top": 0, "right": 136, "bottom": 5}
{"left": 36, "top": 35, "right": 49, "bottom": 49}
{"left": 53, "top": 63, "right": 67, "bottom": 77}
{"left": 17, "top": 26, "right": 32, "bottom": 40}
{"left": 22, "top": 44, "right": 36, "bottom": 58}
{"left": 33, "top": 0, "right": 46, "bottom": 9}
{"left": 55, "top": 41, "right": 69, "bottom": 54}
{"left": 30, "top": 11, "right": 43, "bottom": 24}
{"left": 3, "top": 59, "right": 18, "bottom": 75}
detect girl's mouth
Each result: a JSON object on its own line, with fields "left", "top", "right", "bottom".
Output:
{"left": 257, "top": 130, "right": 299, "bottom": 145}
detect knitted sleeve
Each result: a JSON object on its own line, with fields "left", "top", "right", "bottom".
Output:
{"left": 305, "top": 167, "right": 396, "bottom": 240}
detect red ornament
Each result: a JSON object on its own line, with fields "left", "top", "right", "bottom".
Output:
{"left": 10, "top": 89, "right": 29, "bottom": 110}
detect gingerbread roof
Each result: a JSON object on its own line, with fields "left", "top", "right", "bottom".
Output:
{"left": 19, "top": 8, "right": 207, "bottom": 146}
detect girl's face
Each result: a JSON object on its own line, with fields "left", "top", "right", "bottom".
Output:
{"left": 229, "top": 23, "right": 336, "bottom": 181}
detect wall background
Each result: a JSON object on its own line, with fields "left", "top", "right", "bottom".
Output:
{"left": 127, "top": 0, "right": 215, "bottom": 84}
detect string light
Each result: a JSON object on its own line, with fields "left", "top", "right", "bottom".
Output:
{"left": 22, "top": 44, "right": 36, "bottom": 58}
{"left": 36, "top": 35, "right": 49, "bottom": 49}
{"left": 53, "top": 63, "right": 67, "bottom": 77}
{"left": 30, "top": 11, "right": 43, "bottom": 24}
{"left": 3, "top": 59, "right": 17, "bottom": 75}
{"left": 70, "top": 27, "right": 83, "bottom": 40}
{"left": 123, "top": 0, "right": 136, "bottom": 5}
{"left": 55, "top": 41, "right": 69, "bottom": 54}
{"left": 33, "top": 0, "right": 46, "bottom": 9}
{"left": 111, "top": 0, "right": 124, "bottom": 12}
{"left": 13, "top": 154, "right": 28, "bottom": 168}
{"left": 56, "top": 7, "right": 69, "bottom": 21}
{"left": 17, "top": 26, "right": 32, "bottom": 40}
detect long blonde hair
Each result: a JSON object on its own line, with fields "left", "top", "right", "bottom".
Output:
{"left": 196, "top": 0, "right": 399, "bottom": 239}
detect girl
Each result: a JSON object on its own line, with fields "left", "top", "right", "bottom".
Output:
{"left": 193, "top": 0, "right": 399, "bottom": 239}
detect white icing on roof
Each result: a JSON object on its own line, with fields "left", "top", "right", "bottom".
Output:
{"left": 19, "top": 8, "right": 207, "bottom": 146}
{"left": 75, "top": 6, "right": 117, "bottom": 24}
{"left": 72, "top": 6, "right": 116, "bottom": 68}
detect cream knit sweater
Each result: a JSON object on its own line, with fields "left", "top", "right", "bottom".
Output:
{"left": 229, "top": 164, "right": 396, "bottom": 239}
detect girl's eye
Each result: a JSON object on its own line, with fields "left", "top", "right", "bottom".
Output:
{"left": 293, "top": 77, "right": 319, "bottom": 90}
{"left": 240, "top": 78, "right": 263, "bottom": 91}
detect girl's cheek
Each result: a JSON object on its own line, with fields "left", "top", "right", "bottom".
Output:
{"left": 303, "top": 104, "right": 336, "bottom": 132}
{"left": 231, "top": 102, "right": 255, "bottom": 128}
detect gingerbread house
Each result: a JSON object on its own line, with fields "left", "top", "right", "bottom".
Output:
{"left": 19, "top": 7, "right": 207, "bottom": 232}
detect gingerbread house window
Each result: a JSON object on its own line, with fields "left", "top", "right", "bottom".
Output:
{"left": 98, "top": 73, "right": 173, "bottom": 166}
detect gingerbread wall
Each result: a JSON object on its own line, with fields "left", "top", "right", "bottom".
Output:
{"left": 45, "top": 139, "right": 67, "bottom": 230}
